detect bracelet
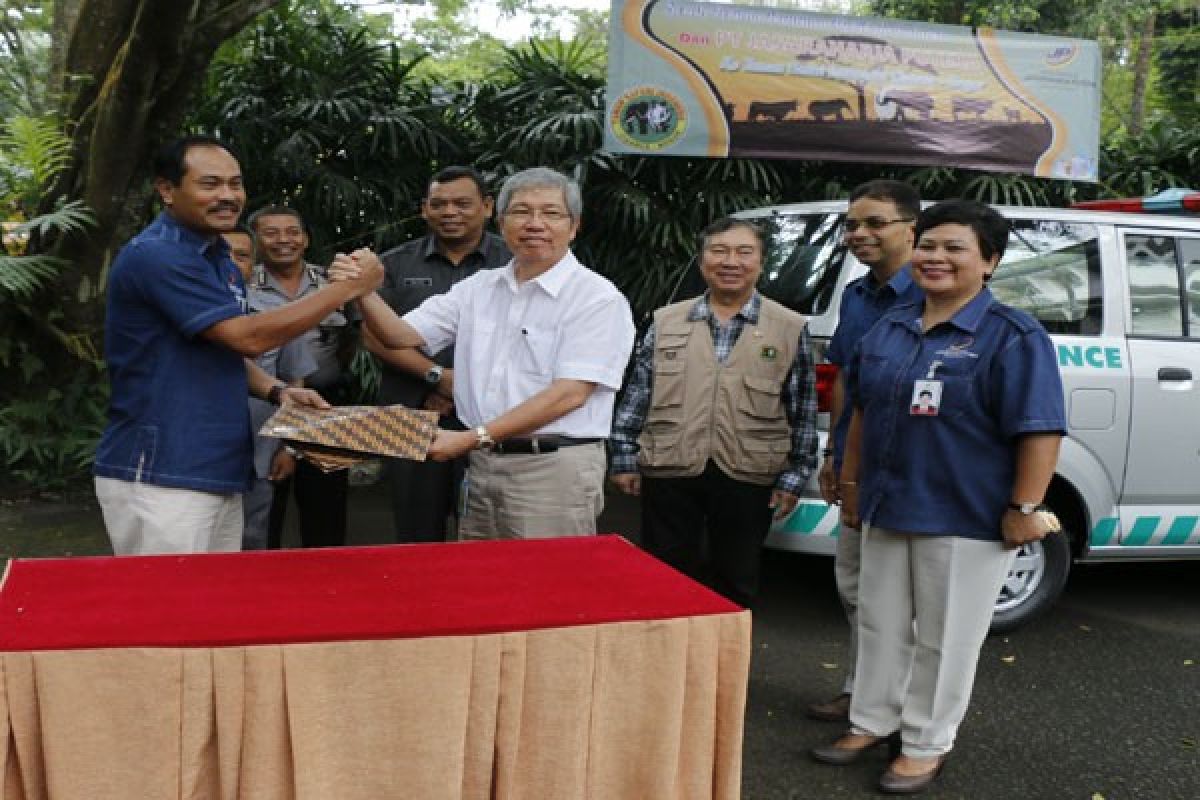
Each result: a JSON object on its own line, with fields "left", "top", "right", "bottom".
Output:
{"left": 266, "top": 382, "right": 288, "bottom": 405}
{"left": 839, "top": 481, "right": 857, "bottom": 486}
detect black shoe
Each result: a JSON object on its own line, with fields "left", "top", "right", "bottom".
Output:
{"left": 805, "top": 692, "right": 852, "bottom": 722}
{"left": 878, "top": 755, "right": 947, "bottom": 794}
{"left": 811, "top": 732, "right": 901, "bottom": 766}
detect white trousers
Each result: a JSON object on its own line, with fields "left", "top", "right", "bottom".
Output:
{"left": 833, "top": 524, "right": 862, "bottom": 694}
{"left": 458, "top": 443, "right": 605, "bottom": 540}
{"left": 850, "top": 525, "right": 1015, "bottom": 758}
{"left": 95, "top": 476, "right": 243, "bottom": 555}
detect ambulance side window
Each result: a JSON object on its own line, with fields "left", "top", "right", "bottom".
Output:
{"left": 990, "top": 220, "right": 1102, "bottom": 335}
{"left": 1125, "top": 234, "right": 1183, "bottom": 337}
{"left": 757, "top": 212, "right": 847, "bottom": 315}
{"left": 1182, "top": 239, "right": 1200, "bottom": 337}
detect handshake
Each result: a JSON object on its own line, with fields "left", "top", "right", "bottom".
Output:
{"left": 328, "top": 248, "right": 385, "bottom": 296}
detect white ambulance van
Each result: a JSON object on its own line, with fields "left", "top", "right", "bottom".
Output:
{"left": 704, "top": 190, "right": 1200, "bottom": 631}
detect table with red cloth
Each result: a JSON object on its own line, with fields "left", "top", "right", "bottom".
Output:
{"left": 0, "top": 536, "right": 750, "bottom": 800}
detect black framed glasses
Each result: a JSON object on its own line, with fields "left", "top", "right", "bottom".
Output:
{"left": 844, "top": 216, "right": 914, "bottom": 232}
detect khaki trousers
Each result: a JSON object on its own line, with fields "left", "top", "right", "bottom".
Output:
{"left": 95, "top": 476, "right": 243, "bottom": 555}
{"left": 458, "top": 442, "right": 606, "bottom": 540}
{"left": 833, "top": 524, "right": 862, "bottom": 695}
{"left": 850, "top": 525, "right": 1015, "bottom": 758}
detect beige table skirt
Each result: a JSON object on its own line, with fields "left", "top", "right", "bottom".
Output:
{"left": 2, "top": 611, "right": 750, "bottom": 800}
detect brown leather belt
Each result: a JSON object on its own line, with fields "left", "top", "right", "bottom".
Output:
{"left": 491, "top": 436, "right": 604, "bottom": 455}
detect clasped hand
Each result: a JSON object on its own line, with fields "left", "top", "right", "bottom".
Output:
{"left": 328, "top": 248, "right": 384, "bottom": 294}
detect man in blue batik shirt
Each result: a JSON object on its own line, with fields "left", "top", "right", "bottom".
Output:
{"left": 807, "top": 180, "right": 923, "bottom": 723}
{"left": 93, "top": 135, "right": 382, "bottom": 556}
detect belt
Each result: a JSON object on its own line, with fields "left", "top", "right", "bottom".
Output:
{"left": 490, "top": 436, "right": 604, "bottom": 455}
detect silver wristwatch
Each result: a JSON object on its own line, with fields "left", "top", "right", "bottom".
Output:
{"left": 424, "top": 364, "right": 444, "bottom": 385}
{"left": 475, "top": 426, "right": 495, "bottom": 452}
{"left": 1007, "top": 502, "right": 1040, "bottom": 515}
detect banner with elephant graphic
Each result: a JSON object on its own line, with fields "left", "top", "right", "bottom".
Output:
{"left": 604, "top": 0, "right": 1101, "bottom": 180}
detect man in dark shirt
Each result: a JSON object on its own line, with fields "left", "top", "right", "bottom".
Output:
{"left": 808, "top": 179, "right": 922, "bottom": 722}
{"left": 370, "top": 166, "right": 511, "bottom": 541}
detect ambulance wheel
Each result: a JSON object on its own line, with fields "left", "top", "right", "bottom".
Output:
{"left": 989, "top": 529, "right": 1072, "bottom": 634}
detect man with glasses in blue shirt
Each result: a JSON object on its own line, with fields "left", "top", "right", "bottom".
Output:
{"left": 807, "top": 179, "right": 923, "bottom": 722}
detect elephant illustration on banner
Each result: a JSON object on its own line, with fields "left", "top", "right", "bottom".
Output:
{"left": 874, "top": 88, "right": 935, "bottom": 121}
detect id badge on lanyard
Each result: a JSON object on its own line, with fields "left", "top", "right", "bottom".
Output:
{"left": 910, "top": 360, "right": 943, "bottom": 417}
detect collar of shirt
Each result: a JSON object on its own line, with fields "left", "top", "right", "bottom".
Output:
{"left": 500, "top": 250, "right": 580, "bottom": 297}
{"left": 856, "top": 262, "right": 914, "bottom": 298}
{"left": 153, "top": 211, "right": 227, "bottom": 259}
{"left": 897, "top": 286, "right": 995, "bottom": 335}
{"left": 687, "top": 290, "right": 762, "bottom": 324}
{"left": 418, "top": 232, "right": 497, "bottom": 264}
{"left": 255, "top": 262, "right": 321, "bottom": 297}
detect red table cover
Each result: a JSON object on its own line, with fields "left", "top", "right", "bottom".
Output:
{"left": 0, "top": 535, "right": 739, "bottom": 651}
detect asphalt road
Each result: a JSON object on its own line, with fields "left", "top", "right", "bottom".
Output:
{"left": 3, "top": 482, "right": 1197, "bottom": 799}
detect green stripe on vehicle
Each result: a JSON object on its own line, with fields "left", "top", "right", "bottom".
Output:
{"left": 1090, "top": 517, "right": 1118, "bottom": 546}
{"left": 1161, "top": 516, "right": 1198, "bottom": 546}
{"left": 781, "top": 503, "right": 832, "bottom": 535}
{"left": 1122, "top": 516, "right": 1161, "bottom": 546}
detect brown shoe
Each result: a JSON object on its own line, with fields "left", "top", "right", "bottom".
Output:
{"left": 810, "top": 731, "right": 900, "bottom": 766}
{"left": 805, "top": 692, "right": 852, "bottom": 722}
{"left": 878, "top": 754, "right": 947, "bottom": 794}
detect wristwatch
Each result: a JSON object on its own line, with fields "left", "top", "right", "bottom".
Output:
{"left": 475, "top": 426, "right": 495, "bottom": 452}
{"left": 1007, "top": 501, "right": 1041, "bottom": 515}
{"left": 424, "top": 364, "right": 444, "bottom": 385}
{"left": 266, "top": 382, "right": 288, "bottom": 406}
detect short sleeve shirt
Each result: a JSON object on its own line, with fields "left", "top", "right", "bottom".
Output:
{"left": 246, "top": 263, "right": 355, "bottom": 394}
{"left": 826, "top": 265, "right": 921, "bottom": 465}
{"left": 375, "top": 232, "right": 511, "bottom": 406}
{"left": 403, "top": 251, "right": 636, "bottom": 436}
{"left": 845, "top": 288, "right": 1066, "bottom": 540}
{"left": 94, "top": 212, "right": 253, "bottom": 493}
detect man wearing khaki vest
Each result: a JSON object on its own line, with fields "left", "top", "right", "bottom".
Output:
{"left": 610, "top": 217, "right": 818, "bottom": 606}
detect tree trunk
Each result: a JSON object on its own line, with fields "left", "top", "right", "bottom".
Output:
{"left": 49, "top": 0, "right": 84, "bottom": 102}
{"left": 1129, "top": 11, "right": 1156, "bottom": 136}
{"left": 42, "top": 0, "right": 279, "bottom": 365}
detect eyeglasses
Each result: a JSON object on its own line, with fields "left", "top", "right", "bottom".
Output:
{"left": 844, "top": 216, "right": 913, "bottom": 232}
{"left": 504, "top": 207, "right": 572, "bottom": 225}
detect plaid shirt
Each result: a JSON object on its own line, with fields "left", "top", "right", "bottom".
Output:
{"left": 610, "top": 292, "right": 818, "bottom": 494}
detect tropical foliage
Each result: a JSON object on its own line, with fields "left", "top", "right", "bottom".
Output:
{"left": 0, "top": 115, "right": 102, "bottom": 491}
{"left": 4, "top": 0, "right": 1200, "bottom": 493}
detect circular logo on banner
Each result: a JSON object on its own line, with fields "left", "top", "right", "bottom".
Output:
{"left": 611, "top": 87, "right": 687, "bottom": 151}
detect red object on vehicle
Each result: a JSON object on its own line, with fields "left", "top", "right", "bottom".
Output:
{"left": 1072, "top": 189, "right": 1200, "bottom": 214}
{"left": 815, "top": 362, "right": 838, "bottom": 413}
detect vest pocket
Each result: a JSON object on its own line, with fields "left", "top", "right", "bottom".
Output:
{"left": 738, "top": 375, "right": 786, "bottom": 422}
{"left": 649, "top": 361, "right": 686, "bottom": 412}
{"left": 738, "top": 437, "right": 790, "bottom": 477}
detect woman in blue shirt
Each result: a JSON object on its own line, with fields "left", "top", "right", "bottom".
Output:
{"left": 811, "top": 200, "right": 1066, "bottom": 794}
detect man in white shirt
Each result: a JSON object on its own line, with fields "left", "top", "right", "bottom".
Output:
{"left": 335, "top": 167, "right": 636, "bottom": 539}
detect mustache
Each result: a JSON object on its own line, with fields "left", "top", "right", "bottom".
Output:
{"left": 208, "top": 201, "right": 242, "bottom": 213}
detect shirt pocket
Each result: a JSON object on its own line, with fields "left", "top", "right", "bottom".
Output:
{"left": 518, "top": 325, "right": 556, "bottom": 377}
{"left": 930, "top": 361, "right": 978, "bottom": 420}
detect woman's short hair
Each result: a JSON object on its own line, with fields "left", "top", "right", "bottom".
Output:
{"left": 915, "top": 199, "right": 1010, "bottom": 262}
{"left": 496, "top": 168, "right": 582, "bottom": 219}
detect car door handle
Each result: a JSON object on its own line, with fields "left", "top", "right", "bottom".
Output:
{"left": 1158, "top": 367, "right": 1192, "bottom": 381}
